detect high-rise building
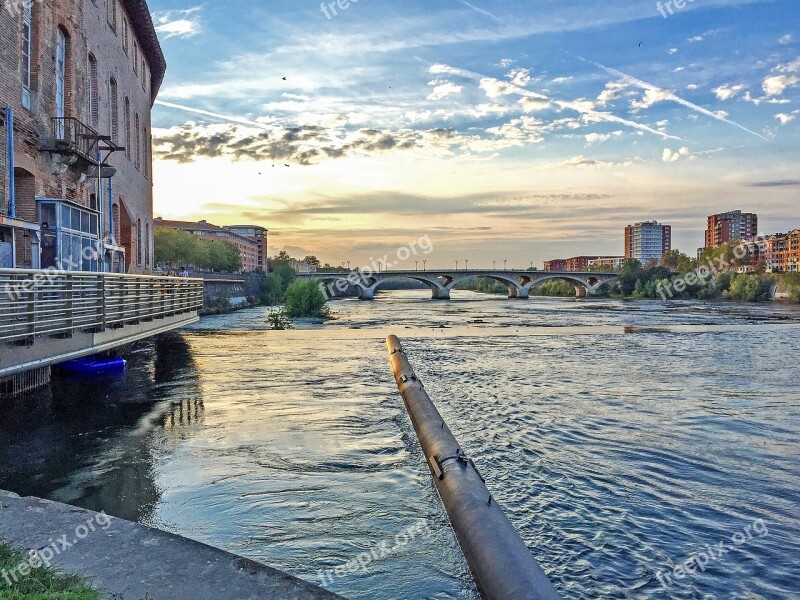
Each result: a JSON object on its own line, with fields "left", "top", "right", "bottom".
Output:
{"left": 625, "top": 221, "right": 672, "bottom": 263}
{"left": 704, "top": 211, "right": 758, "bottom": 249}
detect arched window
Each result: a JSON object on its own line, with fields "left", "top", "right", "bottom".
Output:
{"left": 87, "top": 53, "right": 98, "bottom": 128}
{"left": 136, "top": 218, "right": 142, "bottom": 265}
{"left": 124, "top": 97, "right": 130, "bottom": 158}
{"left": 142, "top": 124, "right": 148, "bottom": 178}
{"left": 134, "top": 113, "right": 140, "bottom": 170}
{"left": 109, "top": 78, "right": 118, "bottom": 142}
{"left": 55, "top": 29, "right": 68, "bottom": 123}
{"left": 145, "top": 222, "right": 150, "bottom": 266}
{"left": 107, "top": 0, "right": 117, "bottom": 30}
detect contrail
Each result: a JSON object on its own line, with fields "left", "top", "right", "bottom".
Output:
{"left": 455, "top": 0, "right": 502, "bottom": 24}
{"left": 430, "top": 64, "right": 683, "bottom": 141}
{"left": 576, "top": 56, "right": 768, "bottom": 141}
{"left": 154, "top": 100, "right": 271, "bottom": 132}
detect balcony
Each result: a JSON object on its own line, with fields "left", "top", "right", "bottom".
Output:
{"left": 0, "top": 270, "right": 203, "bottom": 377}
{"left": 40, "top": 117, "right": 122, "bottom": 173}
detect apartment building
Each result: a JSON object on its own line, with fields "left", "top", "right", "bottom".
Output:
{"left": 227, "top": 225, "right": 268, "bottom": 272}
{"left": 154, "top": 218, "right": 263, "bottom": 272}
{"left": 625, "top": 221, "right": 672, "bottom": 263}
{"left": 704, "top": 211, "right": 758, "bottom": 249}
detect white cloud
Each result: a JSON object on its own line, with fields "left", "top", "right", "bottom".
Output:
{"left": 686, "top": 83, "right": 699, "bottom": 90}
{"left": 585, "top": 131, "right": 622, "bottom": 145}
{"left": 479, "top": 77, "right": 521, "bottom": 98}
{"left": 662, "top": 147, "right": 690, "bottom": 162}
{"left": 152, "top": 7, "right": 202, "bottom": 39}
{"left": 551, "top": 76, "right": 573, "bottom": 84}
{"left": 688, "top": 28, "right": 725, "bottom": 43}
{"left": 499, "top": 58, "right": 515, "bottom": 68}
{"left": 762, "top": 75, "right": 800, "bottom": 96}
{"left": 713, "top": 84, "right": 746, "bottom": 100}
{"left": 775, "top": 113, "right": 796, "bottom": 125}
{"left": 668, "top": 48, "right": 678, "bottom": 55}
{"left": 427, "top": 81, "right": 463, "bottom": 100}
{"left": 596, "top": 80, "right": 630, "bottom": 105}
{"left": 518, "top": 97, "right": 551, "bottom": 112}
{"left": 778, "top": 34, "right": 793, "bottom": 45}
{"left": 631, "top": 87, "right": 675, "bottom": 110}
{"left": 506, "top": 68, "right": 532, "bottom": 87}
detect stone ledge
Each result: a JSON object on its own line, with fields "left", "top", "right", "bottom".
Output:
{"left": 0, "top": 490, "right": 344, "bottom": 600}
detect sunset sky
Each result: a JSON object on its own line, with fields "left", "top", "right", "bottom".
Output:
{"left": 148, "top": 0, "right": 799, "bottom": 268}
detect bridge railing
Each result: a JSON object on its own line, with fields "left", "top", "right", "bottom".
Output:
{"left": 0, "top": 269, "right": 203, "bottom": 344}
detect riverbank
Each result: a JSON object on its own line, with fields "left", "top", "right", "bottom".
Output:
{"left": 0, "top": 490, "right": 343, "bottom": 600}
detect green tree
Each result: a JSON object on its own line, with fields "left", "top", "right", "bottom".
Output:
{"left": 283, "top": 279, "right": 330, "bottom": 318}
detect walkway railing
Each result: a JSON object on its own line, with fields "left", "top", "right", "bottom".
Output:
{"left": 0, "top": 269, "right": 203, "bottom": 344}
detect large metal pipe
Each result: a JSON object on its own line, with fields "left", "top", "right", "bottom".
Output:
{"left": 386, "top": 335, "right": 561, "bottom": 600}
{"left": 6, "top": 106, "right": 15, "bottom": 217}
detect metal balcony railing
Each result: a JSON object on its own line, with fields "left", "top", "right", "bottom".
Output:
{"left": 50, "top": 117, "right": 102, "bottom": 164}
{"left": 0, "top": 269, "right": 203, "bottom": 344}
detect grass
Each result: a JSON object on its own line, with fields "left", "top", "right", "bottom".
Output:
{"left": 0, "top": 542, "right": 98, "bottom": 600}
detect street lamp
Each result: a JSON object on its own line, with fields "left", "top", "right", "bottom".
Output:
{"left": 455, "top": 260, "right": 459, "bottom": 270}
{"left": 423, "top": 260, "right": 427, "bottom": 271}
{"left": 465, "top": 259, "right": 469, "bottom": 270}
{"left": 347, "top": 260, "right": 351, "bottom": 270}
{"left": 504, "top": 259, "right": 507, "bottom": 270}
{"left": 493, "top": 260, "right": 496, "bottom": 269}
{"left": 415, "top": 260, "right": 418, "bottom": 271}
{"left": 530, "top": 261, "right": 534, "bottom": 270}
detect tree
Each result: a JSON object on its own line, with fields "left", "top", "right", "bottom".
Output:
{"left": 303, "top": 255, "right": 322, "bottom": 269}
{"left": 283, "top": 279, "right": 330, "bottom": 318}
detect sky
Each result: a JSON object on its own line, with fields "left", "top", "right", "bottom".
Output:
{"left": 147, "top": 0, "right": 799, "bottom": 268}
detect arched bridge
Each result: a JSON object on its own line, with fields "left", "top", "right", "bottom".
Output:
{"left": 297, "top": 270, "right": 620, "bottom": 300}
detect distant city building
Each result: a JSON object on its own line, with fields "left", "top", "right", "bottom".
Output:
{"left": 705, "top": 210, "right": 758, "bottom": 249}
{"left": 290, "top": 258, "right": 318, "bottom": 273}
{"left": 227, "top": 225, "right": 269, "bottom": 271}
{"left": 565, "top": 256, "right": 598, "bottom": 271}
{"left": 543, "top": 259, "right": 567, "bottom": 271}
{"left": 588, "top": 256, "right": 627, "bottom": 269}
{"left": 625, "top": 221, "right": 672, "bottom": 263}
{"left": 764, "top": 230, "right": 800, "bottom": 273}
{"left": 154, "top": 218, "right": 261, "bottom": 272}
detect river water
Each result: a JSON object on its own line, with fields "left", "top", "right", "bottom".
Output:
{"left": 1, "top": 292, "right": 799, "bottom": 599}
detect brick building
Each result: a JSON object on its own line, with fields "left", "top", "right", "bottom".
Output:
{"left": 227, "top": 225, "right": 268, "bottom": 271}
{"left": 587, "top": 256, "right": 626, "bottom": 270}
{"left": 154, "top": 218, "right": 262, "bottom": 272}
{"left": 565, "top": 256, "right": 597, "bottom": 271}
{"left": 704, "top": 211, "right": 758, "bottom": 249}
{"left": 765, "top": 230, "right": 800, "bottom": 273}
{"left": 0, "top": 0, "right": 164, "bottom": 272}
{"left": 625, "top": 221, "right": 671, "bottom": 263}
{"left": 543, "top": 259, "right": 567, "bottom": 272}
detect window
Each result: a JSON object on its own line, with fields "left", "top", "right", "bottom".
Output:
{"left": 141, "top": 59, "right": 146, "bottom": 90}
{"left": 122, "top": 16, "right": 128, "bottom": 54}
{"left": 142, "top": 124, "right": 148, "bottom": 178}
{"left": 145, "top": 222, "right": 150, "bottom": 266}
{"left": 109, "top": 78, "right": 118, "bottom": 142}
{"left": 55, "top": 29, "right": 67, "bottom": 122}
{"left": 87, "top": 53, "right": 98, "bottom": 128}
{"left": 136, "top": 218, "right": 142, "bottom": 265}
{"left": 133, "top": 41, "right": 138, "bottom": 75}
{"left": 21, "top": 1, "right": 33, "bottom": 109}
{"left": 124, "top": 97, "right": 130, "bottom": 158}
{"left": 134, "top": 113, "right": 140, "bottom": 170}
{"left": 107, "top": 0, "right": 117, "bottom": 30}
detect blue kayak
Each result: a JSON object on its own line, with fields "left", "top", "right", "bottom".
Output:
{"left": 59, "top": 355, "right": 127, "bottom": 374}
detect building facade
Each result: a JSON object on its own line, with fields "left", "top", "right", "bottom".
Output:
{"left": 625, "top": 221, "right": 671, "bottom": 263}
{"left": 1, "top": 0, "right": 164, "bottom": 273}
{"left": 543, "top": 259, "right": 567, "bottom": 272}
{"left": 227, "top": 225, "right": 268, "bottom": 272}
{"left": 154, "top": 218, "right": 263, "bottom": 272}
{"left": 704, "top": 211, "right": 758, "bottom": 249}
{"left": 764, "top": 230, "right": 800, "bottom": 273}
{"left": 565, "top": 256, "right": 597, "bottom": 272}
{"left": 587, "top": 256, "right": 626, "bottom": 270}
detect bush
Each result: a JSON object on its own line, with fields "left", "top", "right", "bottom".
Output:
{"left": 724, "top": 274, "right": 773, "bottom": 302}
{"left": 535, "top": 279, "right": 575, "bottom": 297}
{"left": 267, "top": 308, "right": 293, "bottom": 330}
{"left": 283, "top": 279, "right": 330, "bottom": 318}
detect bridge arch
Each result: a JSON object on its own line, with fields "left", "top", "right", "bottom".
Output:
{"left": 447, "top": 274, "right": 530, "bottom": 299}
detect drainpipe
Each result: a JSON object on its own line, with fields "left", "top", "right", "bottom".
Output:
{"left": 5, "top": 106, "right": 14, "bottom": 217}
{"left": 108, "top": 175, "right": 114, "bottom": 244}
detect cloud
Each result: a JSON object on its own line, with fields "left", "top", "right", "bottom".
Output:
{"left": 662, "top": 147, "right": 690, "bottom": 162}
{"left": 778, "top": 34, "right": 793, "bottom": 45}
{"left": 152, "top": 7, "right": 202, "bottom": 39}
{"left": 775, "top": 113, "right": 796, "bottom": 125}
{"left": 745, "top": 179, "right": 800, "bottom": 188}
{"left": 762, "top": 75, "right": 800, "bottom": 96}
{"left": 549, "top": 156, "right": 632, "bottom": 169}
{"left": 585, "top": 131, "right": 622, "bottom": 145}
{"left": 454, "top": 0, "right": 502, "bottom": 23}
{"left": 596, "top": 80, "right": 630, "bottom": 105}
{"left": 713, "top": 84, "right": 746, "bottom": 100}
{"left": 427, "top": 81, "right": 463, "bottom": 100}
{"left": 687, "top": 28, "right": 725, "bottom": 43}
{"left": 578, "top": 56, "right": 767, "bottom": 140}
{"left": 668, "top": 48, "right": 678, "bottom": 55}
{"left": 154, "top": 100, "right": 274, "bottom": 131}
{"left": 506, "top": 68, "right": 532, "bottom": 87}
{"left": 518, "top": 97, "right": 551, "bottom": 112}
{"left": 153, "top": 122, "right": 460, "bottom": 165}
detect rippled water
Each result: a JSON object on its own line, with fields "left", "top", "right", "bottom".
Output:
{"left": 1, "top": 292, "right": 799, "bottom": 599}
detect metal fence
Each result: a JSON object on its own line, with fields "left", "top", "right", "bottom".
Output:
{"left": 0, "top": 269, "right": 203, "bottom": 344}
{"left": 51, "top": 116, "right": 101, "bottom": 164}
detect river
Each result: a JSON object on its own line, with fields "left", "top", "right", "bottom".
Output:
{"left": 1, "top": 291, "right": 799, "bottom": 599}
